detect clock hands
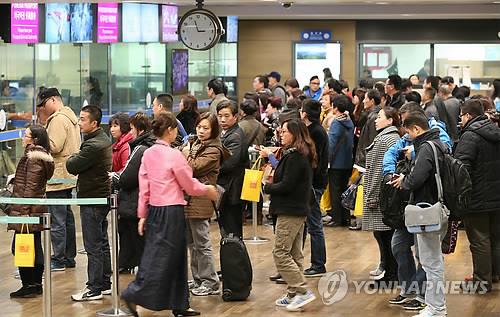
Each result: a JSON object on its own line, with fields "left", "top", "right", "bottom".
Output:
{"left": 194, "top": 21, "right": 206, "bottom": 33}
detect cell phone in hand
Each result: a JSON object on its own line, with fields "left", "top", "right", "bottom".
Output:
{"left": 391, "top": 173, "right": 400, "bottom": 181}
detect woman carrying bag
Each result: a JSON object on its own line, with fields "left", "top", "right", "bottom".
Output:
{"left": 8, "top": 125, "right": 55, "bottom": 298}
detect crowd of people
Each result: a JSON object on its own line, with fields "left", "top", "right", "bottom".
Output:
{"left": 3, "top": 70, "right": 500, "bottom": 317}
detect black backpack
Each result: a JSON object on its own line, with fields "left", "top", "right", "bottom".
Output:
{"left": 380, "top": 159, "right": 411, "bottom": 229}
{"left": 427, "top": 141, "right": 472, "bottom": 218}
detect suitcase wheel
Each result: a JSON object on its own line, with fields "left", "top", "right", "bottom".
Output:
{"left": 222, "top": 289, "right": 233, "bottom": 301}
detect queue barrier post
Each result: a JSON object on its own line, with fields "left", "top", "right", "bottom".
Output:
{"left": 244, "top": 148, "right": 269, "bottom": 244}
{"left": 96, "top": 192, "right": 132, "bottom": 317}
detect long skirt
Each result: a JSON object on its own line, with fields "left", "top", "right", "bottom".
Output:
{"left": 122, "top": 205, "right": 189, "bottom": 311}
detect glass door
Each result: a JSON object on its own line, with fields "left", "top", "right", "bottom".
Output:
{"left": 81, "top": 44, "right": 109, "bottom": 113}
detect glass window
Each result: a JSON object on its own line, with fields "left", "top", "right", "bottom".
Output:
{"left": 294, "top": 43, "right": 341, "bottom": 88}
{"left": 359, "top": 44, "right": 431, "bottom": 81}
{"left": 434, "top": 44, "right": 500, "bottom": 89}
{"left": 82, "top": 44, "right": 109, "bottom": 114}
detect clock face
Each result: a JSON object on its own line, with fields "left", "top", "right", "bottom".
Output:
{"left": 179, "top": 12, "right": 218, "bottom": 50}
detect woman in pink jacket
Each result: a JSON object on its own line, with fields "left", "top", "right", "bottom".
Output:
{"left": 122, "top": 112, "right": 217, "bottom": 317}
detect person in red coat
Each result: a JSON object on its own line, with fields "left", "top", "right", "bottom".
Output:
{"left": 110, "top": 113, "right": 133, "bottom": 172}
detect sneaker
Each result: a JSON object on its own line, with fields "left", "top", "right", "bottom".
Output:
{"left": 322, "top": 215, "right": 332, "bottom": 223}
{"left": 102, "top": 288, "right": 112, "bottom": 295}
{"left": 349, "top": 225, "right": 361, "bottom": 231}
{"left": 71, "top": 287, "right": 103, "bottom": 301}
{"left": 369, "top": 269, "right": 386, "bottom": 280}
{"left": 191, "top": 285, "right": 221, "bottom": 296}
{"left": 64, "top": 260, "right": 76, "bottom": 268}
{"left": 369, "top": 266, "right": 384, "bottom": 276}
{"left": 304, "top": 267, "right": 326, "bottom": 278}
{"left": 275, "top": 293, "right": 294, "bottom": 307}
{"left": 324, "top": 220, "right": 339, "bottom": 227}
{"left": 404, "top": 299, "right": 427, "bottom": 311}
{"left": 269, "top": 273, "right": 281, "bottom": 281}
{"left": 188, "top": 280, "right": 199, "bottom": 290}
{"left": 389, "top": 294, "right": 412, "bottom": 305}
{"left": 412, "top": 307, "right": 446, "bottom": 317}
{"left": 10, "top": 285, "right": 40, "bottom": 298}
{"left": 286, "top": 290, "right": 316, "bottom": 311}
{"left": 51, "top": 262, "right": 66, "bottom": 272}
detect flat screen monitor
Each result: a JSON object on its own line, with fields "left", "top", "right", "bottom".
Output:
{"left": 45, "top": 3, "right": 70, "bottom": 43}
{"left": 226, "top": 16, "right": 238, "bottom": 43}
{"left": 122, "top": 3, "right": 159, "bottom": 43}
{"left": 172, "top": 49, "right": 188, "bottom": 95}
{"left": 97, "top": 3, "right": 119, "bottom": 43}
{"left": 11, "top": 3, "right": 39, "bottom": 44}
{"left": 70, "top": 3, "right": 93, "bottom": 42}
{"left": 162, "top": 5, "right": 178, "bottom": 42}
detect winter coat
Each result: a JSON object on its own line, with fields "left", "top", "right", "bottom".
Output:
{"left": 271, "top": 84, "right": 287, "bottom": 107}
{"left": 443, "top": 96, "right": 461, "bottom": 143}
{"left": 423, "top": 101, "right": 440, "bottom": 121}
{"left": 45, "top": 106, "right": 80, "bottom": 192}
{"left": 328, "top": 114, "right": 354, "bottom": 170}
{"left": 185, "top": 138, "right": 229, "bottom": 219}
{"left": 217, "top": 124, "right": 250, "bottom": 204}
{"left": 401, "top": 129, "right": 448, "bottom": 205}
{"left": 383, "top": 117, "right": 452, "bottom": 176}
{"left": 209, "top": 93, "right": 229, "bottom": 115}
{"left": 239, "top": 115, "right": 266, "bottom": 146}
{"left": 112, "top": 132, "right": 133, "bottom": 172}
{"left": 115, "top": 132, "right": 156, "bottom": 218}
{"left": 454, "top": 115, "right": 500, "bottom": 216}
{"left": 308, "top": 121, "right": 329, "bottom": 190}
{"left": 177, "top": 110, "right": 200, "bottom": 135}
{"left": 7, "top": 145, "right": 54, "bottom": 232}
{"left": 355, "top": 106, "right": 381, "bottom": 168}
{"left": 362, "top": 126, "right": 400, "bottom": 231}
{"left": 386, "top": 91, "right": 405, "bottom": 109}
{"left": 66, "top": 128, "right": 112, "bottom": 199}
{"left": 263, "top": 148, "right": 313, "bottom": 217}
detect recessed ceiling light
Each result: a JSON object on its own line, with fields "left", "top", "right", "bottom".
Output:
{"left": 375, "top": 1, "right": 389, "bottom": 4}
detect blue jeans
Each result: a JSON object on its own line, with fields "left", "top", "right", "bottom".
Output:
{"left": 306, "top": 188, "right": 326, "bottom": 271}
{"left": 391, "top": 228, "right": 426, "bottom": 299}
{"left": 80, "top": 205, "right": 112, "bottom": 292}
{"left": 47, "top": 189, "right": 76, "bottom": 266}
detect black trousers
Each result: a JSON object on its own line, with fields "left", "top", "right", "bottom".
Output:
{"left": 219, "top": 201, "right": 244, "bottom": 239}
{"left": 12, "top": 231, "right": 44, "bottom": 286}
{"left": 118, "top": 217, "right": 145, "bottom": 269}
{"left": 373, "top": 230, "right": 398, "bottom": 280}
{"left": 328, "top": 168, "right": 352, "bottom": 226}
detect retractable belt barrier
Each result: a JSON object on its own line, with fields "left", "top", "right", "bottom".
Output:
{"left": 0, "top": 193, "right": 131, "bottom": 317}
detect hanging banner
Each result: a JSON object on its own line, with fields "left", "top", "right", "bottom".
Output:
{"left": 11, "top": 3, "right": 39, "bottom": 44}
{"left": 97, "top": 3, "right": 119, "bottom": 43}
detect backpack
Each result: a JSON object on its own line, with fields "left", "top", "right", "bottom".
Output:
{"left": 380, "top": 159, "right": 411, "bottom": 229}
{"left": 427, "top": 141, "right": 472, "bottom": 218}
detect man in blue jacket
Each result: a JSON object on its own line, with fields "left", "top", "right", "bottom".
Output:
{"left": 327, "top": 95, "right": 354, "bottom": 227}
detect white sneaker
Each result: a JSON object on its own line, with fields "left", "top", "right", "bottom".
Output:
{"left": 102, "top": 288, "right": 112, "bottom": 295}
{"left": 275, "top": 293, "right": 294, "bottom": 307}
{"left": 71, "top": 287, "right": 103, "bottom": 301}
{"left": 322, "top": 215, "right": 332, "bottom": 223}
{"left": 286, "top": 290, "right": 316, "bottom": 311}
{"left": 412, "top": 307, "right": 447, "bottom": 317}
{"left": 191, "top": 285, "right": 221, "bottom": 296}
{"left": 369, "top": 266, "right": 384, "bottom": 276}
{"left": 188, "top": 280, "right": 199, "bottom": 290}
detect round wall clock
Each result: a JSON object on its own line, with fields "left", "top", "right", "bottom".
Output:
{"left": 178, "top": 8, "right": 224, "bottom": 51}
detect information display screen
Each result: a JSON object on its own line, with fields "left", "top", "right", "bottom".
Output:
{"left": 162, "top": 5, "right": 178, "bottom": 42}
{"left": 45, "top": 3, "right": 70, "bottom": 43}
{"left": 70, "top": 3, "right": 93, "bottom": 42}
{"left": 226, "top": 16, "right": 238, "bottom": 43}
{"left": 97, "top": 3, "right": 118, "bottom": 43}
{"left": 11, "top": 3, "right": 39, "bottom": 44}
{"left": 172, "top": 49, "right": 189, "bottom": 95}
{"left": 122, "top": 3, "right": 159, "bottom": 43}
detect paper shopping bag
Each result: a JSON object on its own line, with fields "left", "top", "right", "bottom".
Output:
{"left": 241, "top": 158, "right": 264, "bottom": 202}
{"left": 353, "top": 176, "right": 364, "bottom": 217}
{"left": 320, "top": 183, "right": 331, "bottom": 215}
{"left": 14, "top": 224, "right": 35, "bottom": 267}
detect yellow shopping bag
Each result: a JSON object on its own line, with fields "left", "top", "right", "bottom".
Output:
{"left": 353, "top": 176, "right": 364, "bottom": 217}
{"left": 241, "top": 158, "right": 264, "bottom": 202}
{"left": 320, "top": 184, "right": 331, "bottom": 215}
{"left": 14, "top": 224, "right": 35, "bottom": 267}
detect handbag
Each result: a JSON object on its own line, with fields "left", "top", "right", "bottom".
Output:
{"left": 240, "top": 157, "right": 264, "bottom": 202}
{"left": 341, "top": 175, "right": 362, "bottom": 211}
{"left": 404, "top": 141, "right": 449, "bottom": 233}
{"left": 14, "top": 224, "right": 35, "bottom": 267}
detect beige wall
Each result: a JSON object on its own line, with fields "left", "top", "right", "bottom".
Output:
{"left": 238, "top": 20, "right": 356, "bottom": 100}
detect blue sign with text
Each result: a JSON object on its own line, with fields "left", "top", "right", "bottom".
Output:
{"left": 301, "top": 30, "right": 332, "bottom": 42}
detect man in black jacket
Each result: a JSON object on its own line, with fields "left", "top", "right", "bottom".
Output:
{"left": 216, "top": 100, "right": 249, "bottom": 239}
{"left": 66, "top": 105, "right": 112, "bottom": 302}
{"left": 454, "top": 99, "right": 500, "bottom": 291}
{"left": 300, "top": 99, "right": 329, "bottom": 277}
{"left": 385, "top": 75, "right": 406, "bottom": 109}
{"left": 391, "top": 112, "right": 448, "bottom": 317}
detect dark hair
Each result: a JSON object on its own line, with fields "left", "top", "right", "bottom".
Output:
{"left": 331, "top": 95, "right": 350, "bottom": 113}
{"left": 455, "top": 86, "right": 471, "bottom": 102}
{"left": 181, "top": 94, "right": 199, "bottom": 113}
{"left": 309, "top": 75, "right": 320, "bottom": 83}
{"left": 268, "top": 96, "right": 282, "bottom": 110}
{"left": 155, "top": 93, "right": 173, "bottom": 112}
{"left": 388, "top": 75, "right": 402, "bottom": 91}
{"left": 81, "top": 105, "right": 102, "bottom": 126}
{"left": 327, "top": 79, "right": 343, "bottom": 94}
{"left": 323, "top": 68, "right": 333, "bottom": 79}
{"left": 207, "top": 78, "right": 226, "bottom": 95}
{"left": 289, "top": 88, "right": 304, "bottom": 100}
{"left": 286, "top": 98, "right": 303, "bottom": 111}
{"left": 374, "top": 81, "right": 385, "bottom": 96}
{"left": 492, "top": 79, "right": 500, "bottom": 100}
{"left": 409, "top": 74, "right": 419, "bottom": 81}
{"left": 424, "top": 87, "right": 437, "bottom": 100}
{"left": 257, "top": 91, "right": 272, "bottom": 108}
{"left": 405, "top": 91, "right": 422, "bottom": 104}
{"left": 282, "top": 119, "right": 317, "bottom": 168}
{"left": 352, "top": 88, "right": 367, "bottom": 122}
{"left": 130, "top": 112, "right": 152, "bottom": 133}
{"left": 339, "top": 80, "right": 349, "bottom": 92}
{"left": 441, "top": 76, "right": 454, "bottom": 85}
{"left": 461, "top": 99, "right": 485, "bottom": 118}
{"left": 401, "top": 79, "right": 412, "bottom": 91}
{"left": 302, "top": 99, "right": 321, "bottom": 123}
{"left": 470, "top": 95, "right": 493, "bottom": 112}
{"left": 240, "top": 99, "right": 258, "bottom": 116}
{"left": 255, "top": 75, "right": 269, "bottom": 89}
{"left": 400, "top": 101, "right": 425, "bottom": 115}
{"left": 381, "top": 106, "right": 401, "bottom": 131}
{"left": 110, "top": 113, "right": 131, "bottom": 135}
{"left": 217, "top": 99, "right": 239, "bottom": 115}
{"left": 285, "top": 78, "right": 300, "bottom": 89}
{"left": 244, "top": 91, "right": 260, "bottom": 104}
{"left": 425, "top": 76, "right": 440, "bottom": 90}
{"left": 366, "top": 89, "right": 381, "bottom": 106}
{"left": 403, "top": 112, "right": 429, "bottom": 130}
{"left": 196, "top": 112, "right": 220, "bottom": 140}
{"left": 28, "top": 124, "right": 50, "bottom": 152}
{"left": 358, "top": 78, "right": 375, "bottom": 90}
{"left": 152, "top": 112, "right": 178, "bottom": 138}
